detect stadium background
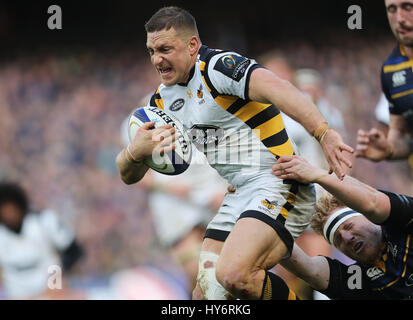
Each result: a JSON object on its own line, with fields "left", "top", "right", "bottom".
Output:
{"left": 0, "top": 0, "right": 410, "bottom": 298}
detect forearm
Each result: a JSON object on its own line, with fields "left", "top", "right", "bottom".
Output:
{"left": 315, "top": 171, "right": 387, "bottom": 224}
{"left": 387, "top": 128, "right": 412, "bottom": 160}
{"left": 116, "top": 148, "right": 149, "bottom": 185}
{"left": 280, "top": 245, "right": 330, "bottom": 291}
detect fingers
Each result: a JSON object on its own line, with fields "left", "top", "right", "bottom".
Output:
{"left": 227, "top": 185, "right": 236, "bottom": 193}
{"left": 276, "top": 155, "right": 294, "bottom": 164}
{"left": 328, "top": 156, "right": 345, "bottom": 180}
{"left": 340, "top": 143, "right": 354, "bottom": 155}
{"left": 368, "top": 128, "right": 382, "bottom": 138}
{"left": 152, "top": 126, "right": 176, "bottom": 142}
{"left": 141, "top": 121, "right": 156, "bottom": 130}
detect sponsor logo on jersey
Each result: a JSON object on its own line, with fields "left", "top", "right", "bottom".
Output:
{"left": 169, "top": 98, "right": 185, "bottom": 111}
{"left": 392, "top": 70, "right": 407, "bottom": 87}
{"left": 214, "top": 54, "right": 251, "bottom": 82}
{"left": 366, "top": 267, "right": 385, "bottom": 280}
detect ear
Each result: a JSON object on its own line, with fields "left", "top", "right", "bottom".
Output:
{"left": 188, "top": 36, "right": 200, "bottom": 56}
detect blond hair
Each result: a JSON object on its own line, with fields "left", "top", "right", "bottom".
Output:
{"left": 311, "top": 191, "right": 345, "bottom": 236}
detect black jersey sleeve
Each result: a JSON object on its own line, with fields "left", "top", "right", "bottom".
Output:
{"left": 379, "top": 190, "right": 413, "bottom": 232}
{"left": 317, "top": 257, "right": 381, "bottom": 300}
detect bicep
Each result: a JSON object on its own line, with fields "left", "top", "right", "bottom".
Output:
{"left": 248, "top": 67, "right": 292, "bottom": 104}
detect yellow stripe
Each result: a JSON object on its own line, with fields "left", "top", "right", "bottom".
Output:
{"left": 280, "top": 207, "right": 289, "bottom": 219}
{"left": 155, "top": 88, "right": 164, "bottom": 110}
{"left": 280, "top": 190, "right": 297, "bottom": 220}
{"left": 200, "top": 61, "right": 206, "bottom": 71}
{"left": 253, "top": 113, "right": 285, "bottom": 140}
{"left": 288, "top": 290, "right": 297, "bottom": 300}
{"left": 212, "top": 95, "right": 293, "bottom": 157}
{"left": 383, "top": 60, "right": 413, "bottom": 73}
{"left": 391, "top": 88, "right": 413, "bottom": 99}
{"left": 401, "top": 235, "right": 411, "bottom": 278}
{"left": 155, "top": 98, "right": 164, "bottom": 110}
{"left": 214, "top": 95, "right": 239, "bottom": 110}
{"left": 232, "top": 101, "right": 270, "bottom": 123}
{"left": 268, "top": 139, "right": 295, "bottom": 157}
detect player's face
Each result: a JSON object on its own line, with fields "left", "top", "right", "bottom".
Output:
{"left": 146, "top": 28, "right": 195, "bottom": 86}
{"left": 386, "top": 0, "right": 413, "bottom": 47}
{"left": 330, "top": 214, "right": 383, "bottom": 266}
{"left": 0, "top": 202, "right": 24, "bottom": 232}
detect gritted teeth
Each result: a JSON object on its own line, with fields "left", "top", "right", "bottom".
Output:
{"left": 159, "top": 67, "right": 172, "bottom": 73}
{"left": 354, "top": 241, "right": 363, "bottom": 253}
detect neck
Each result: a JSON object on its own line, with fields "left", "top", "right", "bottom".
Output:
{"left": 179, "top": 47, "right": 200, "bottom": 85}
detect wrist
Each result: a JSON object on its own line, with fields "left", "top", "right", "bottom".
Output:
{"left": 313, "top": 121, "right": 330, "bottom": 143}
{"left": 125, "top": 145, "right": 144, "bottom": 164}
{"left": 313, "top": 169, "right": 330, "bottom": 184}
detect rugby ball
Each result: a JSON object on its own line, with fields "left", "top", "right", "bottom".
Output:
{"left": 128, "top": 106, "right": 192, "bottom": 175}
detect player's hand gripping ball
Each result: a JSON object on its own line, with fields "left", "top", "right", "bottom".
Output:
{"left": 128, "top": 106, "right": 192, "bottom": 175}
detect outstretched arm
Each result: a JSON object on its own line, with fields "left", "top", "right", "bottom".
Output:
{"left": 280, "top": 244, "right": 330, "bottom": 292}
{"left": 356, "top": 114, "right": 412, "bottom": 161}
{"left": 272, "top": 155, "right": 391, "bottom": 224}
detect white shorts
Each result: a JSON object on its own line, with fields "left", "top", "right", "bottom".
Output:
{"left": 205, "top": 173, "right": 316, "bottom": 255}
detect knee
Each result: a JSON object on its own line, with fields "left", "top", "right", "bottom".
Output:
{"left": 215, "top": 261, "right": 251, "bottom": 295}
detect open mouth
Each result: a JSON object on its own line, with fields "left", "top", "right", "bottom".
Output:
{"left": 354, "top": 241, "right": 363, "bottom": 254}
{"left": 159, "top": 67, "right": 173, "bottom": 75}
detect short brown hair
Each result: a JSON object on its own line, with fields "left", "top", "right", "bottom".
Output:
{"left": 145, "top": 6, "right": 199, "bottom": 38}
{"left": 310, "top": 191, "right": 345, "bottom": 236}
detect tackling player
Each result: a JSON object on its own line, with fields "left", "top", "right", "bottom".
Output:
{"left": 273, "top": 155, "right": 413, "bottom": 299}
{"left": 116, "top": 6, "right": 353, "bottom": 300}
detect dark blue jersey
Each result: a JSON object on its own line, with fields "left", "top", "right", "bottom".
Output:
{"left": 321, "top": 191, "right": 413, "bottom": 300}
{"left": 381, "top": 44, "right": 413, "bottom": 126}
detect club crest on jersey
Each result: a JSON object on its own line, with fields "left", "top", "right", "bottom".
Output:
{"left": 261, "top": 199, "right": 276, "bottom": 210}
{"left": 197, "top": 84, "right": 205, "bottom": 105}
{"left": 214, "top": 54, "right": 251, "bottom": 82}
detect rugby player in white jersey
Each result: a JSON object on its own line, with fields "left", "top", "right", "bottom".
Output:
{"left": 0, "top": 182, "right": 83, "bottom": 299}
{"left": 116, "top": 6, "right": 353, "bottom": 300}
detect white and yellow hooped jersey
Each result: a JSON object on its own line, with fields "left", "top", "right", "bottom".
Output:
{"left": 149, "top": 45, "right": 296, "bottom": 186}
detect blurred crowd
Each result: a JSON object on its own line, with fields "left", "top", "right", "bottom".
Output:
{"left": 0, "top": 31, "right": 412, "bottom": 297}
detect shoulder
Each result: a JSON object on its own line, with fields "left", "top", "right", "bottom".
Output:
{"left": 198, "top": 45, "right": 262, "bottom": 99}
{"left": 382, "top": 44, "right": 408, "bottom": 70}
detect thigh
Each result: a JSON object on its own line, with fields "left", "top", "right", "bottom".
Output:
{"left": 218, "top": 217, "right": 288, "bottom": 272}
